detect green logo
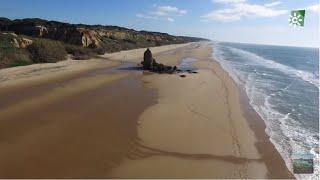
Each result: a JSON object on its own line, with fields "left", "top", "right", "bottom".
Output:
{"left": 289, "top": 10, "right": 305, "bottom": 27}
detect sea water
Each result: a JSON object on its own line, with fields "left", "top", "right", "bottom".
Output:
{"left": 211, "top": 42, "right": 319, "bottom": 179}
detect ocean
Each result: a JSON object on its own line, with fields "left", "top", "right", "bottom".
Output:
{"left": 211, "top": 42, "right": 319, "bottom": 179}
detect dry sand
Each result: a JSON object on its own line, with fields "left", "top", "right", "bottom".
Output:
{"left": 0, "top": 42, "right": 293, "bottom": 178}
{"left": 0, "top": 43, "right": 190, "bottom": 89}
{"left": 101, "top": 43, "right": 191, "bottom": 64}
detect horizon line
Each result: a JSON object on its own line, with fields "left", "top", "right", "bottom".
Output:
{"left": 211, "top": 40, "right": 320, "bottom": 49}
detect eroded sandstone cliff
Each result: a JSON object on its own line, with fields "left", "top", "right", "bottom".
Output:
{"left": 0, "top": 17, "right": 207, "bottom": 52}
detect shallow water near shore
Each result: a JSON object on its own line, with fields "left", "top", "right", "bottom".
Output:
{"left": 178, "top": 57, "right": 198, "bottom": 71}
{"left": 211, "top": 41, "right": 319, "bottom": 179}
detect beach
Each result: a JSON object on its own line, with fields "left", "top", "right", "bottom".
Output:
{"left": 0, "top": 42, "right": 294, "bottom": 178}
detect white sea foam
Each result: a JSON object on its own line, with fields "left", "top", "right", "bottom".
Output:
{"left": 211, "top": 42, "right": 319, "bottom": 179}
{"left": 227, "top": 47, "right": 319, "bottom": 87}
{"left": 245, "top": 72, "right": 319, "bottom": 180}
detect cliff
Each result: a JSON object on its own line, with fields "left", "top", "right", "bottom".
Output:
{"left": 0, "top": 17, "right": 207, "bottom": 52}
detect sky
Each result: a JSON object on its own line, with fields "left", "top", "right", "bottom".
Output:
{"left": 0, "top": 0, "right": 319, "bottom": 47}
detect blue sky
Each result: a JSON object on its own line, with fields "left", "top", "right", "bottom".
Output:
{"left": 0, "top": 0, "right": 319, "bottom": 47}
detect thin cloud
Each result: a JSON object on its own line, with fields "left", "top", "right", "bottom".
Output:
{"left": 153, "top": 6, "right": 187, "bottom": 16}
{"left": 306, "top": 4, "right": 320, "bottom": 13}
{"left": 136, "top": 13, "right": 158, "bottom": 20}
{"left": 264, "top": 1, "right": 282, "bottom": 7}
{"left": 136, "top": 5, "right": 187, "bottom": 22}
{"left": 212, "top": 0, "right": 246, "bottom": 4}
{"left": 167, "top": 17, "right": 175, "bottom": 22}
{"left": 202, "top": 1, "right": 287, "bottom": 22}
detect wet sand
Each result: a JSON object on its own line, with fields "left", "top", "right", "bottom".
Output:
{"left": 108, "top": 43, "right": 293, "bottom": 179}
{"left": 0, "top": 42, "right": 293, "bottom": 178}
{"left": 0, "top": 73, "right": 156, "bottom": 178}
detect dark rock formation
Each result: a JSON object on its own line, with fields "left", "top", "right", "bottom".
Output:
{"left": 173, "top": 66, "right": 177, "bottom": 71}
{"left": 141, "top": 49, "right": 179, "bottom": 74}
{"left": 142, "top": 48, "right": 153, "bottom": 70}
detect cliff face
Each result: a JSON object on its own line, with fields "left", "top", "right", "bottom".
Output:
{"left": 0, "top": 32, "right": 33, "bottom": 48}
{"left": 0, "top": 18, "right": 207, "bottom": 51}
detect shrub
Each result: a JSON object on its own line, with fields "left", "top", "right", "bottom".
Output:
{"left": 0, "top": 33, "right": 32, "bottom": 68}
{"left": 94, "top": 47, "right": 107, "bottom": 55}
{"left": 101, "top": 37, "right": 122, "bottom": 53}
{"left": 73, "top": 54, "right": 91, "bottom": 60}
{"left": 27, "top": 39, "right": 67, "bottom": 63}
{"left": 64, "top": 44, "right": 94, "bottom": 58}
{"left": 65, "top": 44, "right": 108, "bottom": 58}
{"left": 9, "top": 57, "right": 33, "bottom": 67}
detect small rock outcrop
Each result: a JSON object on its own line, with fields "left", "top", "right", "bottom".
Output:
{"left": 142, "top": 48, "right": 153, "bottom": 70}
{"left": 141, "top": 48, "right": 178, "bottom": 74}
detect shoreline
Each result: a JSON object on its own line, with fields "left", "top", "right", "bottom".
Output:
{"left": 207, "top": 59, "right": 294, "bottom": 178}
{"left": 239, "top": 85, "right": 294, "bottom": 178}
{"left": 212, "top": 41, "right": 319, "bottom": 180}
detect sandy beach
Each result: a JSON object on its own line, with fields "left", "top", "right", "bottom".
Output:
{"left": 0, "top": 42, "right": 294, "bottom": 178}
